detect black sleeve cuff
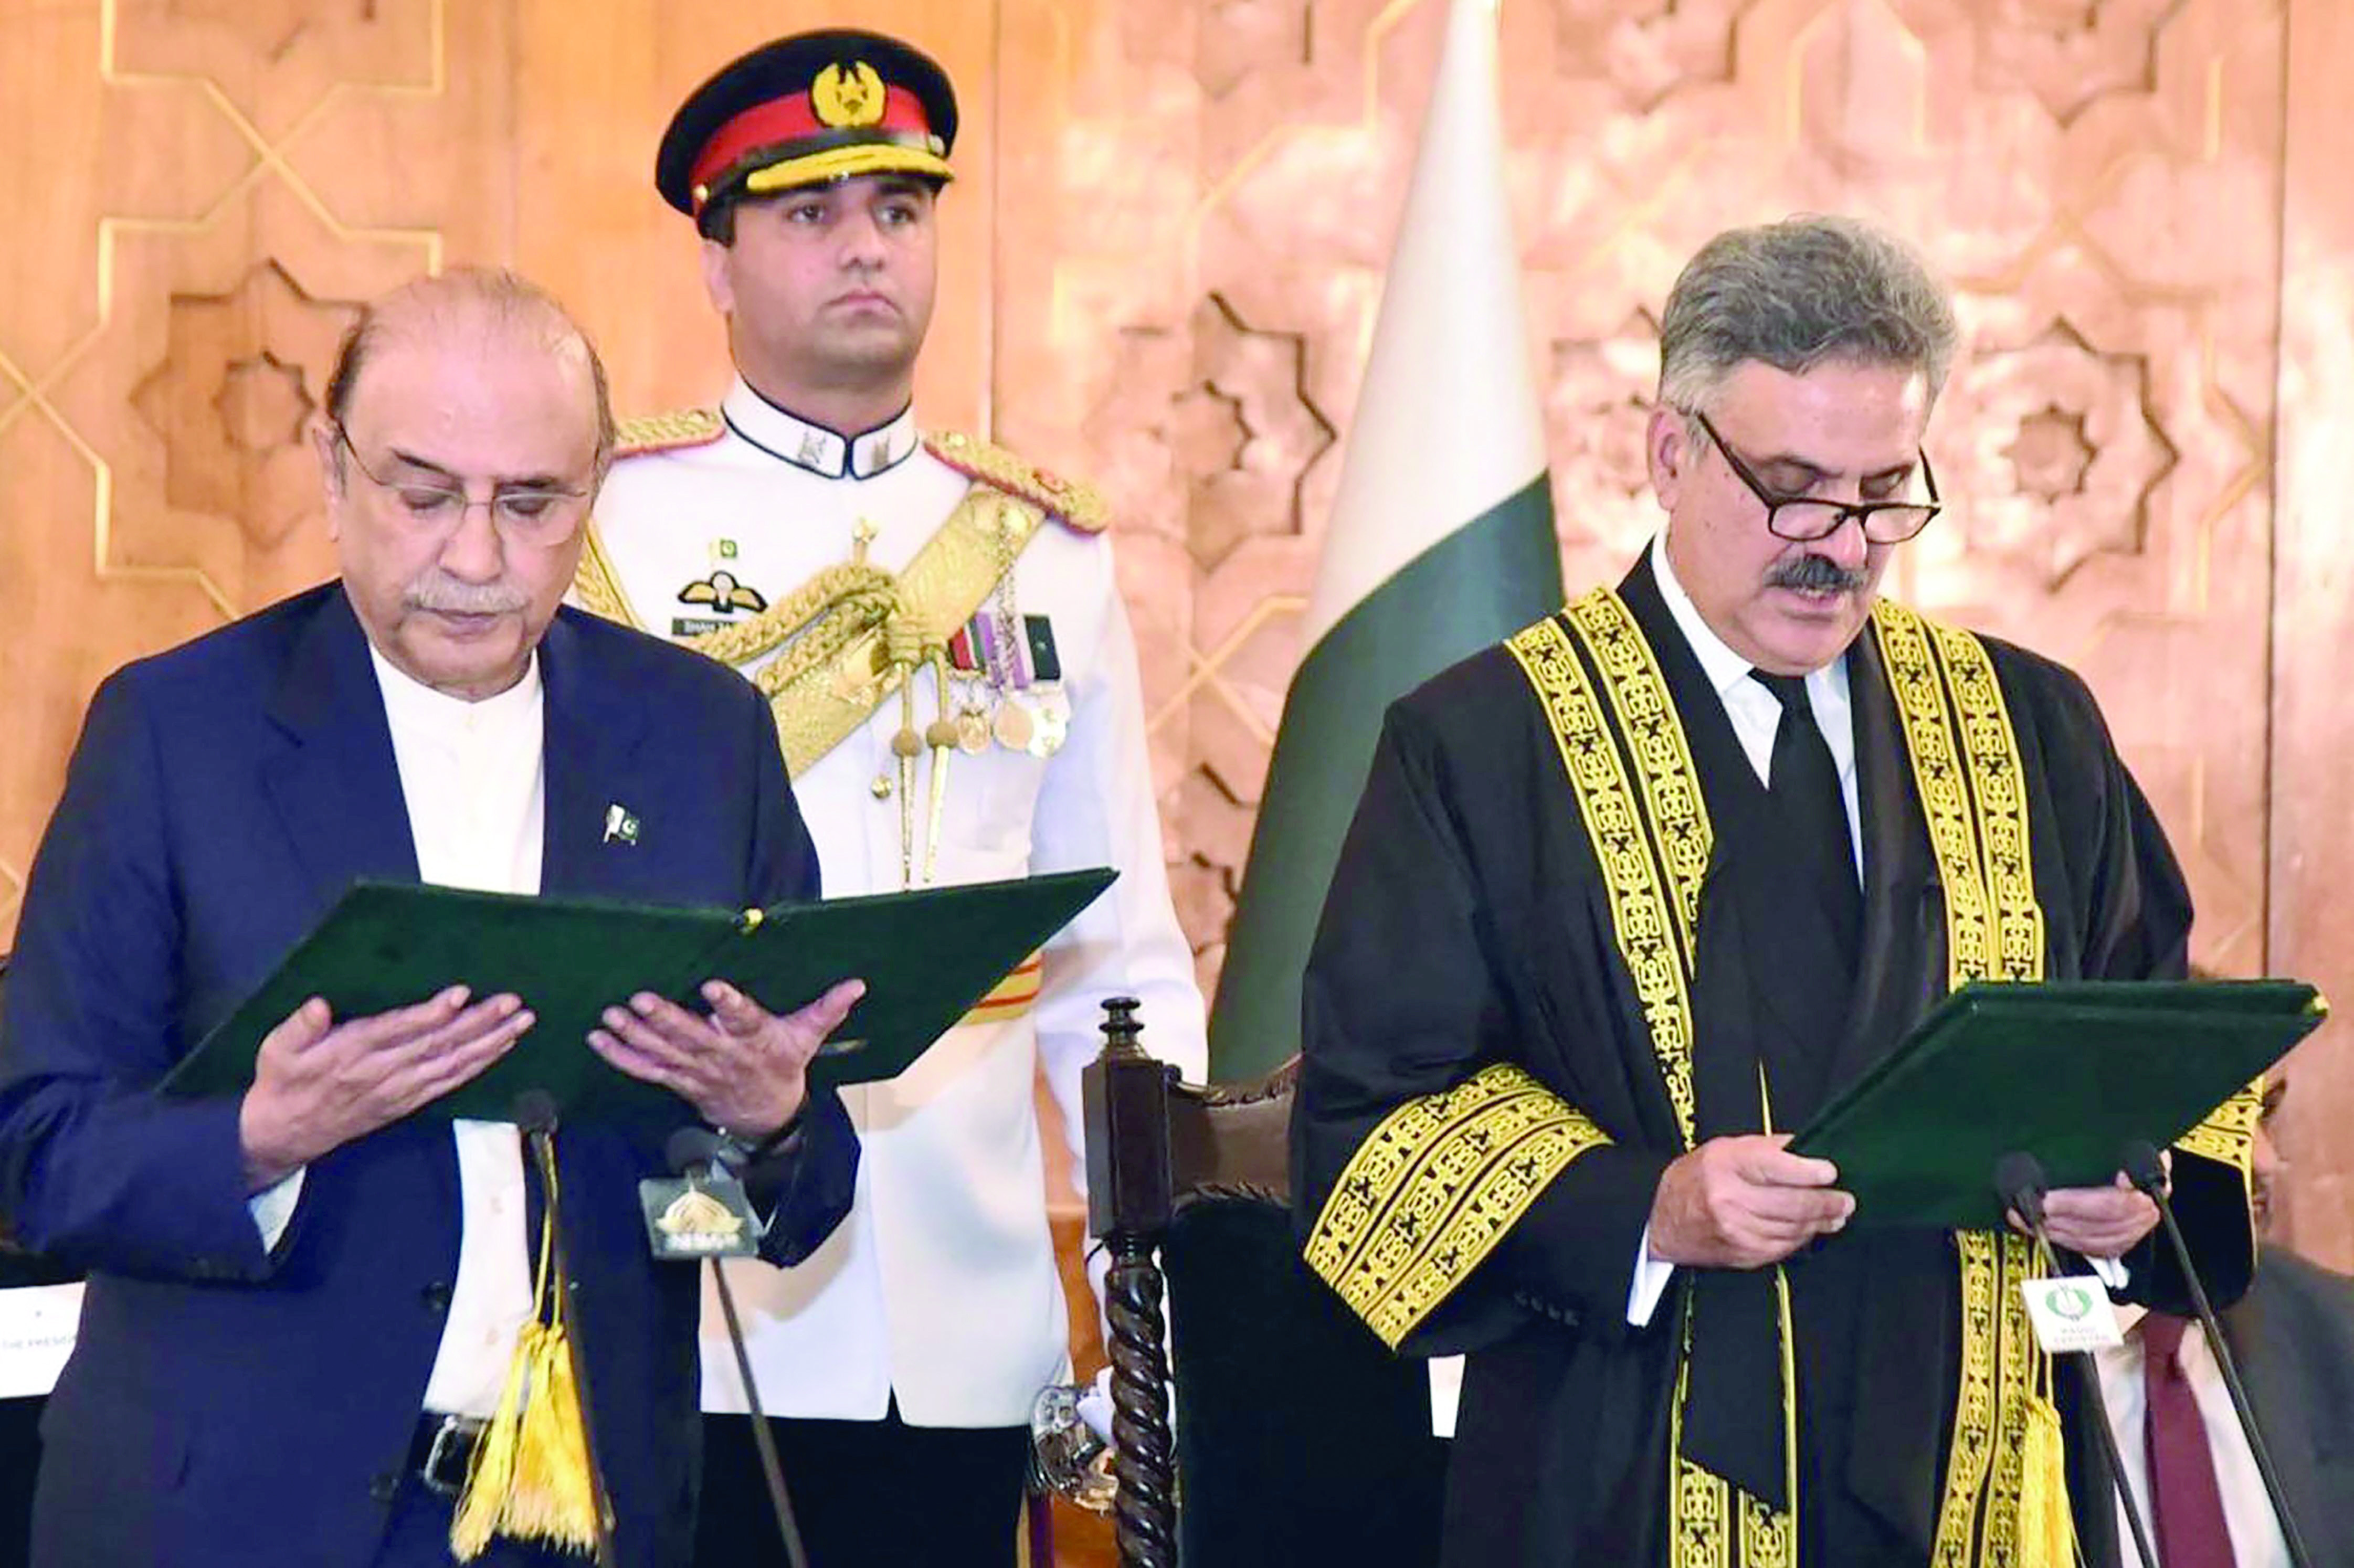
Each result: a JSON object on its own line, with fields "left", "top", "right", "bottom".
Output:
{"left": 745, "top": 1087, "right": 859, "bottom": 1267}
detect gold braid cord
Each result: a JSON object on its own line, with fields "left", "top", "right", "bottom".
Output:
{"left": 1303, "top": 1064, "right": 1612, "bottom": 1350}
{"left": 1873, "top": 600, "right": 2061, "bottom": 1568}
{"left": 572, "top": 483, "right": 1048, "bottom": 778}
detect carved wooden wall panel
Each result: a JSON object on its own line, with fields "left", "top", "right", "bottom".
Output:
{"left": 3, "top": 0, "right": 2348, "bottom": 1292}
{"left": 0, "top": 0, "right": 505, "bottom": 936}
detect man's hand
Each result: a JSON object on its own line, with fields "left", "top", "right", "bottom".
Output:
{"left": 587, "top": 978, "right": 866, "bottom": 1141}
{"left": 1647, "top": 1133, "right": 1853, "bottom": 1269}
{"left": 2013, "top": 1172, "right": 2158, "bottom": 1259}
{"left": 238, "top": 987, "right": 532, "bottom": 1191}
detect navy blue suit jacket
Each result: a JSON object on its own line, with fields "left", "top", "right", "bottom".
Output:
{"left": 0, "top": 584, "right": 858, "bottom": 1568}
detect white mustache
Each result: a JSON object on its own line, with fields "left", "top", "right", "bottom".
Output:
{"left": 406, "top": 576, "right": 528, "bottom": 615}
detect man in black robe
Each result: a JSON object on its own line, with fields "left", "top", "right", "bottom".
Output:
{"left": 1292, "top": 215, "right": 2256, "bottom": 1568}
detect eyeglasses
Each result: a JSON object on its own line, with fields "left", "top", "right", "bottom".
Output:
{"left": 331, "top": 425, "right": 592, "bottom": 545}
{"left": 1687, "top": 409, "right": 1941, "bottom": 545}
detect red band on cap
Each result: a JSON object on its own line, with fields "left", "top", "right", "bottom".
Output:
{"left": 689, "top": 84, "right": 932, "bottom": 202}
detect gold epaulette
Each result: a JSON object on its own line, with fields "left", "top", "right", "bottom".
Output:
{"left": 924, "top": 430, "right": 1109, "bottom": 534}
{"left": 615, "top": 407, "right": 725, "bottom": 459}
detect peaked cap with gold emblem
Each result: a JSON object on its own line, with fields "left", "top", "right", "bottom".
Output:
{"left": 657, "top": 30, "right": 957, "bottom": 232}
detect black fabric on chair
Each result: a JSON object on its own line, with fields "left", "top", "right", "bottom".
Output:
{"left": 1163, "top": 1196, "right": 1448, "bottom": 1568}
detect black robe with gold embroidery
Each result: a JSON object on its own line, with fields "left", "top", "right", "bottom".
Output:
{"left": 1291, "top": 554, "right": 2254, "bottom": 1567}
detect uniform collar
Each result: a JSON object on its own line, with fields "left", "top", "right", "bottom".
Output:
{"left": 722, "top": 376, "right": 920, "bottom": 480}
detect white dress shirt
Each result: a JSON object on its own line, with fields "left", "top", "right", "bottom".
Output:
{"left": 248, "top": 649, "right": 546, "bottom": 1419}
{"left": 2098, "top": 1306, "right": 2292, "bottom": 1568}
{"left": 1627, "top": 535, "right": 1860, "bottom": 1324}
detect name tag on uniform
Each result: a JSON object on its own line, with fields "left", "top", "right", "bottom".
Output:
{"left": 2021, "top": 1275, "right": 2126, "bottom": 1353}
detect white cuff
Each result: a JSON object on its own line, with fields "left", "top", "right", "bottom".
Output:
{"left": 247, "top": 1168, "right": 305, "bottom": 1252}
{"left": 2091, "top": 1253, "right": 2128, "bottom": 1291}
{"left": 1627, "top": 1226, "right": 1676, "bottom": 1326}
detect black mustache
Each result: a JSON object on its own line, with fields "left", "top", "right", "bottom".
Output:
{"left": 1767, "top": 554, "right": 1870, "bottom": 594}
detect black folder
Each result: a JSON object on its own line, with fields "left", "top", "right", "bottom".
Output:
{"left": 1785, "top": 980, "right": 2325, "bottom": 1228}
{"left": 161, "top": 869, "right": 1117, "bottom": 1121}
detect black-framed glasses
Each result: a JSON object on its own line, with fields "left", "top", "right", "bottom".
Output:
{"left": 1688, "top": 409, "right": 1941, "bottom": 544}
{"left": 330, "top": 424, "right": 592, "bottom": 545}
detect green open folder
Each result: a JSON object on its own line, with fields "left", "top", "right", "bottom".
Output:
{"left": 1785, "top": 980, "right": 2326, "bottom": 1229}
{"left": 161, "top": 868, "right": 1117, "bottom": 1122}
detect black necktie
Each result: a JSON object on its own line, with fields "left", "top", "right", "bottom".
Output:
{"left": 1750, "top": 670, "right": 1861, "bottom": 970}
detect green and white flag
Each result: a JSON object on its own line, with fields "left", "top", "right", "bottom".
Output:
{"left": 1208, "top": 0, "right": 1563, "bottom": 1080}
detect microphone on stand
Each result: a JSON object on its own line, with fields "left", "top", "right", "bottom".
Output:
{"left": 664, "top": 1128, "right": 808, "bottom": 1568}
{"left": 1994, "top": 1151, "right": 2156, "bottom": 1568}
{"left": 2118, "top": 1138, "right": 2315, "bottom": 1568}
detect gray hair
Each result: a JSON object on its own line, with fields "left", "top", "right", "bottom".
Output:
{"left": 1656, "top": 215, "right": 1958, "bottom": 412}
{"left": 324, "top": 267, "right": 617, "bottom": 474}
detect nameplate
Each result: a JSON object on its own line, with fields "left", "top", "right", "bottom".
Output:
{"left": 2021, "top": 1275, "right": 2126, "bottom": 1354}
{"left": 0, "top": 1284, "right": 82, "bottom": 1399}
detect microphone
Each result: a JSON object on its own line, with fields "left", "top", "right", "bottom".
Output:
{"left": 664, "top": 1126, "right": 735, "bottom": 1180}
{"left": 668, "top": 1128, "right": 808, "bottom": 1568}
{"left": 513, "top": 1088, "right": 559, "bottom": 1139}
{"left": 2119, "top": 1139, "right": 2316, "bottom": 1568}
{"left": 1994, "top": 1151, "right": 2049, "bottom": 1231}
{"left": 512, "top": 1092, "right": 618, "bottom": 1567}
{"left": 1994, "top": 1152, "right": 2156, "bottom": 1568}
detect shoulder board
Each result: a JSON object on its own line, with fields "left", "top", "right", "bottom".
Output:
{"left": 614, "top": 407, "right": 725, "bottom": 460}
{"left": 923, "top": 430, "right": 1110, "bottom": 534}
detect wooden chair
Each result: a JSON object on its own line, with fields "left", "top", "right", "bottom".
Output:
{"left": 1083, "top": 999, "right": 1447, "bottom": 1568}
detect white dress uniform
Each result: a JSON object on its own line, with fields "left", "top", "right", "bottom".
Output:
{"left": 579, "top": 377, "right": 1208, "bottom": 1427}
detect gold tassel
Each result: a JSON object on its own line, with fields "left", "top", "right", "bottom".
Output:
{"left": 2014, "top": 1246, "right": 2076, "bottom": 1568}
{"left": 450, "top": 1136, "right": 603, "bottom": 1561}
{"left": 2017, "top": 1386, "right": 2074, "bottom": 1568}
{"left": 502, "top": 1320, "right": 598, "bottom": 1546}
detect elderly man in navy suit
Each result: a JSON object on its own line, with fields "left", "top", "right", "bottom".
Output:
{"left": 0, "top": 269, "right": 862, "bottom": 1568}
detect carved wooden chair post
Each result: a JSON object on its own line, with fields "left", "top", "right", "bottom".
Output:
{"left": 1081, "top": 995, "right": 1178, "bottom": 1568}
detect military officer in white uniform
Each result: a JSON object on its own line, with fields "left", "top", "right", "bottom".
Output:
{"left": 578, "top": 30, "right": 1207, "bottom": 1567}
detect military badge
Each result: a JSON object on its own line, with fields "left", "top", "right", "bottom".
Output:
{"left": 677, "top": 570, "right": 768, "bottom": 615}
{"left": 992, "top": 700, "right": 1036, "bottom": 753}
{"left": 811, "top": 61, "right": 888, "bottom": 129}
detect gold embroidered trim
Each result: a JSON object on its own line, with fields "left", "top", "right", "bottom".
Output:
{"left": 1302, "top": 1064, "right": 1611, "bottom": 1349}
{"left": 1507, "top": 606, "right": 1703, "bottom": 1149}
{"left": 1740, "top": 1493, "right": 1795, "bottom": 1568}
{"left": 613, "top": 406, "right": 724, "bottom": 458}
{"left": 1930, "top": 621, "right": 2046, "bottom": 983}
{"left": 573, "top": 523, "right": 636, "bottom": 627}
{"left": 1562, "top": 592, "right": 1713, "bottom": 981}
{"left": 1512, "top": 599, "right": 1789, "bottom": 1566}
{"left": 1872, "top": 602, "right": 1997, "bottom": 978}
{"left": 2177, "top": 1078, "right": 2263, "bottom": 1178}
{"left": 1980, "top": 1232, "right": 2044, "bottom": 1562}
{"left": 924, "top": 430, "right": 1110, "bottom": 533}
{"left": 1874, "top": 600, "right": 2053, "bottom": 1568}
